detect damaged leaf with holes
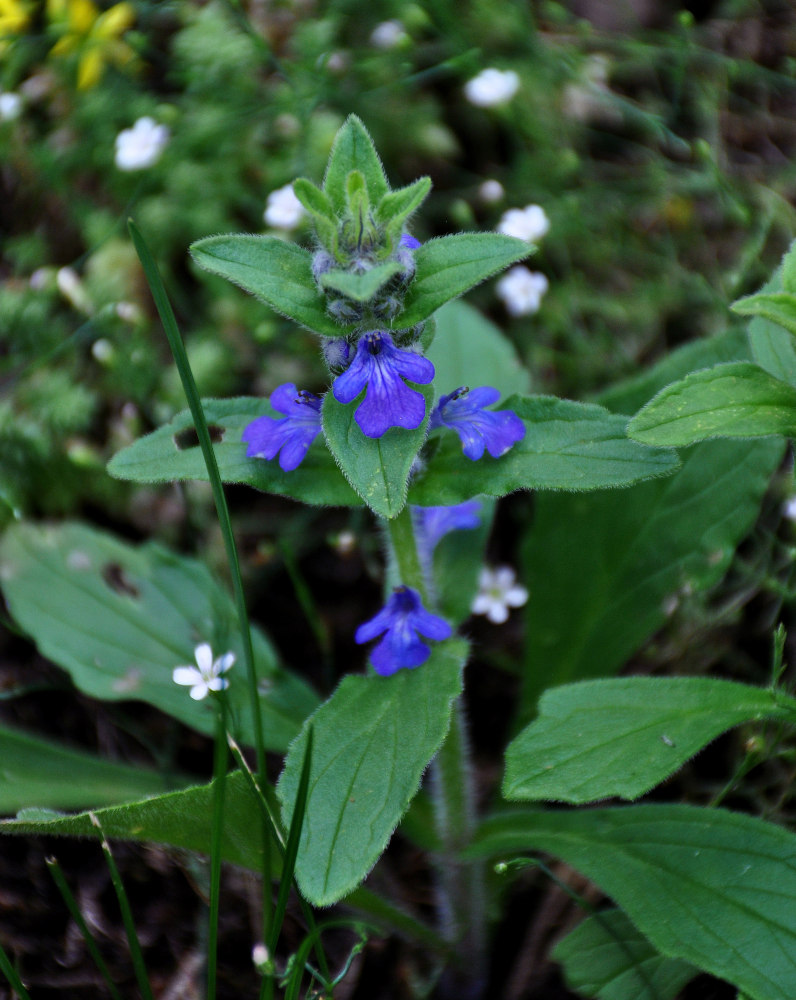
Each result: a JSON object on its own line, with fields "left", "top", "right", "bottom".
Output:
{"left": 0, "top": 522, "right": 318, "bottom": 751}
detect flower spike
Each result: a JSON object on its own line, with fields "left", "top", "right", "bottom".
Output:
{"left": 242, "top": 383, "right": 322, "bottom": 471}
{"left": 332, "top": 331, "right": 435, "bottom": 438}
{"left": 355, "top": 585, "right": 452, "bottom": 676}
{"left": 431, "top": 386, "right": 525, "bottom": 460}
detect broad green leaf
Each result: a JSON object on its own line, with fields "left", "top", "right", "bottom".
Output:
{"left": 732, "top": 291, "right": 796, "bottom": 339}
{"left": 427, "top": 300, "right": 531, "bottom": 399}
{"left": 0, "top": 522, "right": 318, "bottom": 751}
{"left": 278, "top": 640, "right": 467, "bottom": 906}
{"left": 553, "top": 909, "right": 697, "bottom": 1000}
{"left": 0, "top": 724, "right": 177, "bottom": 814}
{"left": 518, "top": 333, "right": 784, "bottom": 715}
{"left": 409, "top": 396, "right": 679, "bottom": 507}
{"left": 0, "top": 772, "right": 270, "bottom": 873}
{"left": 108, "top": 397, "right": 362, "bottom": 508}
{"left": 504, "top": 678, "right": 796, "bottom": 804}
{"left": 745, "top": 270, "right": 796, "bottom": 388}
{"left": 323, "top": 115, "right": 389, "bottom": 213}
{"left": 322, "top": 384, "right": 434, "bottom": 517}
{"left": 628, "top": 362, "right": 796, "bottom": 446}
{"left": 190, "top": 235, "right": 352, "bottom": 338}
{"left": 320, "top": 261, "right": 402, "bottom": 302}
{"left": 470, "top": 804, "right": 796, "bottom": 1000}
{"left": 393, "top": 234, "right": 531, "bottom": 328}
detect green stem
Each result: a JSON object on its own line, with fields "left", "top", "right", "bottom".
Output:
{"left": 430, "top": 701, "right": 486, "bottom": 998}
{"left": 385, "top": 505, "right": 485, "bottom": 995}
{"left": 207, "top": 698, "right": 229, "bottom": 1000}
{"left": 386, "top": 505, "right": 427, "bottom": 599}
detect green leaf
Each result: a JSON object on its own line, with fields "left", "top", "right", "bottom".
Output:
{"left": 743, "top": 270, "right": 796, "bottom": 389}
{"left": 470, "top": 804, "right": 796, "bottom": 1000}
{"left": 732, "top": 291, "right": 796, "bottom": 338}
{"left": 322, "top": 384, "right": 434, "bottom": 517}
{"left": 409, "top": 396, "right": 679, "bottom": 507}
{"left": 376, "top": 177, "right": 432, "bottom": 238}
{"left": 190, "top": 235, "right": 351, "bottom": 338}
{"left": 504, "top": 678, "right": 796, "bottom": 804}
{"left": 323, "top": 115, "right": 389, "bottom": 213}
{"left": 320, "top": 261, "right": 402, "bottom": 303}
{"left": 427, "top": 300, "right": 531, "bottom": 398}
{"left": 278, "top": 640, "right": 467, "bottom": 906}
{"left": 292, "top": 178, "right": 338, "bottom": 224}
{"left": 518, "top": 332, "right": 784, "bottom": 715}
{"left": 781, "top": 241, "right": 796, "bottom": 294}
{"left": 0, "top": 522, "right": 318, "bottom": 751}
{"left": 393, "top": 234, "right": 532, "bottom": 328}
{"left": 0, "top": 772, "right": 270, "bottom": 873}
{"left": 628, "top": 362, "right": 796, "bottom": 446}
{"left": 553, "top": 909, "right": 697, "bottom": 1000}
{"left": 0, "top": 724, "right": 177, "bottom": 814}
{"left": 108, "top": 397, "right": 362, "bottom": 508}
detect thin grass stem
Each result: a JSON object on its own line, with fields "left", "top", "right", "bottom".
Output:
{"left": 0, "top": 940, "right": 32, "bottom": 1000}
{"left": 206, "top": 697, "right": 229, "bottom": 1000}
{"left": 89, "top": 813, "right": 155, "bottom": 1000}
{"left": 46, "top": 857, "right": 125, "bottom": 1000}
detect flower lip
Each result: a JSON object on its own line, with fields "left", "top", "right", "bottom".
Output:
{"left": 332, "top": 331, "right": 435, "bottom": 438}
{"left": 242, "top": 382, "right": 323, "bottom": 471}
{"left": 431, "top": 385, "right": 525, "bottom": 461}
{"left": 355, "top": 585, "right": 452, "bottom": 676}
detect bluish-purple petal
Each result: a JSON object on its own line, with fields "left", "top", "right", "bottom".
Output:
{"left": 433, "top": 386, "right": 526, "bottom": 461}
{"left": 242, "top": 383, "right": 322, "bottom": 471}
{"left": 355, "top": 585, "right": 451, "bottom": 676}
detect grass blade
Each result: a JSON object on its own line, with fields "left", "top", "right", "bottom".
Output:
{"left": 90, "top": 813, "right": 155, "bottom": 1000}
{"left": 0, "top": 940, "right": 32, "bottom": 1000}
{"left": 46, "top": 857, "right": 125, "bottom": 1000}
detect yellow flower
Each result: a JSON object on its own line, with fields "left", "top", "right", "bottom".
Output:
{"left": 47, "top": 0, "right": 136, "bottom": 89}
{"left": 0, "top": 0, "right": 33, "bottom": 53}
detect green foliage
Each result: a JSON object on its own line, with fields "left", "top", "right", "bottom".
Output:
{"left": 519, "top": 335, "right": 785, "bottom": 712}
{"left": 471, "top": 805, "right": 796, "bottom": 1000}
{"left": 0, "top": 724, "right": 175, "bottom": 814}
{"left": 504, "top": 678, "right": 796, "bottom": 804}
{"left": 108, "top": 397, "right": 361, "bottom": 507}
{"left": 410, "top": 396, "right": 679, "bottom": 507}
{"left": 0, "top": 522, "right": 317, "bottom": 751}
{"left": 278, "top": 640, "right": 467, "bottom": 906}
{"left": 553, "top": 909, "right": 697, "bottom": 1000}
{"left": 628, "top": 362, "right": 796, "bottom": 446}
{"left": 322, "top": 384, "right": 435, "bottom": 518}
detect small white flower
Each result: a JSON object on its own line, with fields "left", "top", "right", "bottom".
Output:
{"left": 497, "top": 204, "right": 550, "bottom": 242}
{"left": 114, "top": 117, "right": 170, "bottom": 171}
{"left": 173, "top": 643, "right": 235, "bottom": 700}
{"left": 370, "top": 20, "right": 407, "bottom": 49}
{"left": 264, "top": 183, "right": 306, "bottom": 230}
{"left": 464, "top": 68, "right": 520, "bottom": 108}
{"left": 0, "top": 92, "right": 22, "bottom": 121}
{"left": 783, "top": 496, "right": 796, "bottom": 521}
{"left": 495, "top": 266, "right": 549, "bottom": 316}
{"left": 479, "top": 179, "right": 505, "bottom": 204}
{"left": 471, "top": 566, "right": 528, "bottom": 624}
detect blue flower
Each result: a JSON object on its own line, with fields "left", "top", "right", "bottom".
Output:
{"left": 242, "top": 383, "right": 322, "bottom": 471}
{"left": 332, "top": 331, "right": 435, "bottom": 438}
{"left": 413, "top": 500, "right": 482, "bottom": 553}
{"left": 355, "top": 585, "right": 452, "bottom": 676}
{"left": 430, "top": 386, "right": 525, "bottom": 460}
{"left": 400, "top": 233, "right": 421, "bottom": 250}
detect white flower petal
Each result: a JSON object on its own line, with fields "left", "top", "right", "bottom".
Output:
{"left": 194, "top": 642, "right": 214, "bottom": 674}
{"left": 505, "top": 585, "right": 529, "bottom": 608}
{"left": 189, "top": 683, "right": 209, "bottom": 700}
{"left": 173, "top": 666, "right": 202, "bottom": 686}
{"left": 216, "top": 651, "right": 236, "bottom": 673}
{"left": 486, "top": 602, "right": 510, "bottom": 624}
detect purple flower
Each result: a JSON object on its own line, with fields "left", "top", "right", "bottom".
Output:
{"left": 413, "top": 500, "right": 482, "bottom": 552}
{"left": 332, "top": 331, "right": 435, "bottom": 438}
{"left": 355, "top": 585, "right": 452, "bottom": 676}
{"left": 242, "top": 383, "right": 322, "bottom": 471}
{"left": 430, "top": 386, "right": 525, "bottom": 461}
{"left": 400, "top": 233, "right": 421, "bottom": 250}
